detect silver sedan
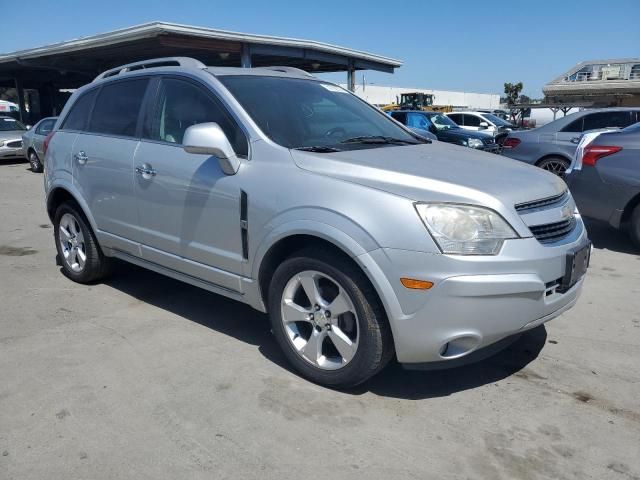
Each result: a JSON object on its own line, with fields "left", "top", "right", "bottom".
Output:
{"left": 21, "top": 116, "right": 57, "bottom": 173}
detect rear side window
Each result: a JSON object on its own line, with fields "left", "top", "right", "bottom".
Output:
{"left": 390, "top": 112, "right": 407, "bottom": 124}
{"left": 61, "top": 89, "right": 97, "bottom": 131}
{"left": 562, "top": 117, "right": 584, "bottom": 133}
{"left": 463, "top": 114, "right": 481, "bottom": 127}
{"left": 448, "top": 113, "right": 463, "bottom": 125}
{"left": 88, "top": 79, "right": 149, "bottom": 137}
{"left": 583, "top": 111, "right": 633, "bottom": 131}
{"left": 147, "top": 78, "right": 248, "bottom": 156}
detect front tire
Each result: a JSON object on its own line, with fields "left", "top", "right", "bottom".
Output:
{"left": 537, "top": 156, "right": 570, "bottom": 178}
{"left": 268, "top": 247, "right": 393, "bottom": 388}
{"left": 53, "top": 202, "right": 112, "bottom": 283}
{"left": 29, "top": 151, "right": 43, "bottom": 173}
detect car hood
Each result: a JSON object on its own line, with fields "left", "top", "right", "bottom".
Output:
{"left": 0, "top": 130, "right": 25, "bottom": 142}
{"left": 291, "top": 142, "right": 566, "bottom": 208}
{"left": 437, "top": 128, "right": 493, "bottom": 142}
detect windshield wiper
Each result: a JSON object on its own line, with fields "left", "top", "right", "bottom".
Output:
{"left": 340, "top": 135, "right": 422, "bottom": 145}
{"left": 294, "top": 145, "right": 341, "bottom": 153}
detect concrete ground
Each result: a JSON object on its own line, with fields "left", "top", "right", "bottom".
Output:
{"left": 1, "top": 159, "right": 639, "bottom": 480}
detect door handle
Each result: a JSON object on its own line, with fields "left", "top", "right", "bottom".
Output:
{"left": 570, "top": 137, "right": 581, "bottom": 144}
{"left": 74, "top": 151, "right": 88, "bottom": 164}
{"left": 135, "top": 164, "right": 156, "bottom": 178}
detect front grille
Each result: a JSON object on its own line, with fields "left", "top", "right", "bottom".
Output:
{"left": 5, "top": 140, "right": 22, "bottom": 148}
{"left": 515, "top": 191, "right": 569, "bottom": 213}
{"left": 529, "top": 217, "right": 576, "bottom": 243}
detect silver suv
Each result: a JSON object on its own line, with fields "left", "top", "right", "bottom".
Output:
{"left": 44, "top": 58, "right": 590, "bottom": 387}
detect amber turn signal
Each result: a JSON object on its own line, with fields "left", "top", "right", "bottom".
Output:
{"left": 400, "top": 278, "right": 434, "bottom": 290}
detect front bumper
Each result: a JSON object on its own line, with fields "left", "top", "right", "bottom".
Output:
{"left": 359, "top": 222, "right": 589, "bottom": 364}
{"left": 0, "top": 145, "right": 25, "bottom": 159}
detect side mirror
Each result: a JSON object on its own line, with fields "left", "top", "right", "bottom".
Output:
{"left": 183, "top": 122, "right": 240, "bottom": 175}
{"left": 479, "top": 121, "right": 489, "bottom": 129}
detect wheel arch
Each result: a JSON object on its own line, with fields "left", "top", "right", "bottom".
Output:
{"left": 46, "top": 184, "right": 98, "bottom": 234}
{"left": 535, "top": 153, "right": 572, "bottom": 167}
{"left": 621, "top": 191, "right": 640, "bottom": 225}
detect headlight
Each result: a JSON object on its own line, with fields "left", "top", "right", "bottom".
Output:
{"left": 415, "top": 203, "right": 518, "bottom": 255}
{"left": 467, "top": 138, "right": 484, "bottom": 149}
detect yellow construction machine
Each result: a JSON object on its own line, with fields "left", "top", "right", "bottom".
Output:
{"left": 381, "top": 92, "right": 453, "bottom": 113}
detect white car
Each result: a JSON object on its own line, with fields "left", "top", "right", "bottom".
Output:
{"left": 446, "top": 111, "right": 515, "bottom": 143}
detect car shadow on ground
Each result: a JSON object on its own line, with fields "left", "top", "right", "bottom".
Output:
{"left": 102, "top": 260, "right": 547, "bottom": 400}
{"left": 583, "top": 217, "right": 638, "bottom": 255}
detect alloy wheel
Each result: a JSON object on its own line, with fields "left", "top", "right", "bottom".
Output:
{"left": 58, "top": 213, "right": 87, "bottom": 272}
{"left": 541, "top": 159, "right": 569, "bottom": 178}
{"left": 280, "top": 270, "right": 359, "bottom": 370}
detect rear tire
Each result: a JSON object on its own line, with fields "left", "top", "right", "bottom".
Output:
{"left": 629, "top": 205, "right": 640, "bottom": 250}
{"left": 537, "top": 156, "right": 570, "bottom": 178}
{"left": 268, "top": 247, "right": 394, "bottom": 388}
{"left": 53, "top": 202, "right": 112, "bottom": 283}
{"left": 29, "top": 151, "right": 43, "bottom": 173}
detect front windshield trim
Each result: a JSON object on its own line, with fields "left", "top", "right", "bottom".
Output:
{"left": 218, "top": 75, "right": 426, "bottom": 150}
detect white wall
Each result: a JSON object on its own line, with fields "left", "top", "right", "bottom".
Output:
{"left": 341, "top": 84, "right": 501, "bottom": 110}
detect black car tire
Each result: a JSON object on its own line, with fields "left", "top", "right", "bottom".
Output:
{"left": 537, "top": 157, "right": 570, "bottom": 178}
{"left": 268, "top": 246, "right": 394, "bottom": 388}
{"left": 29, "top": 151, "right": 43, "bottom": 173}
{"left": 53, "top": 201, "right": 112, "bottom": 283}
{"left": 629, "top": 204, "right": 640, "bottom": 249}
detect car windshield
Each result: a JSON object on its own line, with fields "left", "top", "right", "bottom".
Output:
{"left": 218, "top": 75, "right": 419, "bottom": 149}
{"left": 427, "top": 113, "right": 458, "bottom": 130}
{"left": 481, "top": 113, "right": 512, "bottom": 127}
{"left": 0, "top": 117, "right": 26, "bottom": 131}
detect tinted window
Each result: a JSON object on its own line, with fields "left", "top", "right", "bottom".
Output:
{"left": 88, "top": 79, "right": 148, "bottom": 137}
{"left": 35, "top": 119, "right": 55, "bottom": 135}
{"left": 583, "top": 111, "right": 633, "bottom": 131}
{"left": 390, "top": 112, "right": 407, "bottom": 124}
{"left": 448, "top": 114, "right": 463, "bottom": 125}
{"left": 219, "top": 76, "right": 416, "bottom": 149}
{"left": 0, "top": 117, "right": 26, "bottom": 131}
{"left": 148, "top": 78, "right": 248, "bottom": 156}
{"left": 463, "top": 114, "right": 481, "bottom": 127}
{"left": 562, "top": 117, "right": 584, "bottom": 133}
{"left": 407, "top": 113, "right": 431, "bottom": 130}
{"left": 62, "top": 89, "right": 97, "bottom": 131}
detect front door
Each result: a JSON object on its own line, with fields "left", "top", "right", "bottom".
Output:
{"left": 133, "top": 76, "right": 250, "bottom": 291}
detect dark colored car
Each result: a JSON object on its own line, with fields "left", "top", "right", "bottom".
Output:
{"left": 567, "top": 122, "right": 640, "bottom": 247}
{"left": 389, "top": 110, "right": 500, "bottom": 153}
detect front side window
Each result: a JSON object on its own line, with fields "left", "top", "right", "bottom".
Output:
{"left": 0, "top": 117, "right": 26, "bottom": 131}
{"left": 407, "top": 113, "right": 431, "bottom": 130}
{"left": 35, "top": 119, "right": 55, "bottom": 135}
{"left": 427, "top": 113, "right": 458, "bottom": 131}
{"left": 481, "top": 113, "right": 510, "bottom": 127}
{"left": 62, "top": 89, "right": 97, "bottom": 132}
{"left": 147, "top": 78, "right": 248, "bottom": 157}
{"left": 463, "top": 114, "right": 481, "bottom": 127}
{"left": 88, "top": 79, "right": 149, "bottom": 137}
{"left": 583, "top": 111, "right": 633, "bottom": 131}
{"left": 218, "top": 76, "right": 417, "bottom": 149}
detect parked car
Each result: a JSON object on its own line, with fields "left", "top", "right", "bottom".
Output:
{"left": 44, "top": 57, "right": 590, "bottom": 387}
{"left": 389, "top": 110, "right": 500, "bottom": 153}
{"left": 502, "top": 108, "right": 640, "bottom": 177}
{"left": 0, "top": 116, "right": 27, "bottom": 161}
{"left": 566, "top": 122, "right": 640, "bottom": 247}
{"left": 22, "top": 116, "right": 57, "bottom": 172}
{"left": 445, "top": 111, "right": 514, "bottom": 143}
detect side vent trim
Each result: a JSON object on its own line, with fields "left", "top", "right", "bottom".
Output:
{"left": 240, "top": 190, "right": 249, "bottom": 260}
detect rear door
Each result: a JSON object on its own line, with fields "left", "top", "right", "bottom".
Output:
{"left": 71, "top": 77, "right": 150, "bottom": 254}
{"left": 33, "top": 118, "right": 55, "bottom": 158}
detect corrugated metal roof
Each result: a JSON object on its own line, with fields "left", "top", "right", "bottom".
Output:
{"left": 0, "top": 21, "right": 402, "bottom": 68}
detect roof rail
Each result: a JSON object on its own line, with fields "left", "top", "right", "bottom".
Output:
{"left": 93, "top": 57, "right": 206, "bottom": 82}
{"left": 259, "top": 66, "right": 313, "bottom": 77}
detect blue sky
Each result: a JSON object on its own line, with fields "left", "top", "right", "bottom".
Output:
{"left": 2, "top": 0, "right": 639, "bottom": 97}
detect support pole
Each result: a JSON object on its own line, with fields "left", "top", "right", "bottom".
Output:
{"left": 347, "top": 61, "right": 355, "bottom": 92}
{"left": 14, "top": 78, "right": 26, "bottom": 123}
{"left": 241, "top": 44, "right": 252, "bottom": 68}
